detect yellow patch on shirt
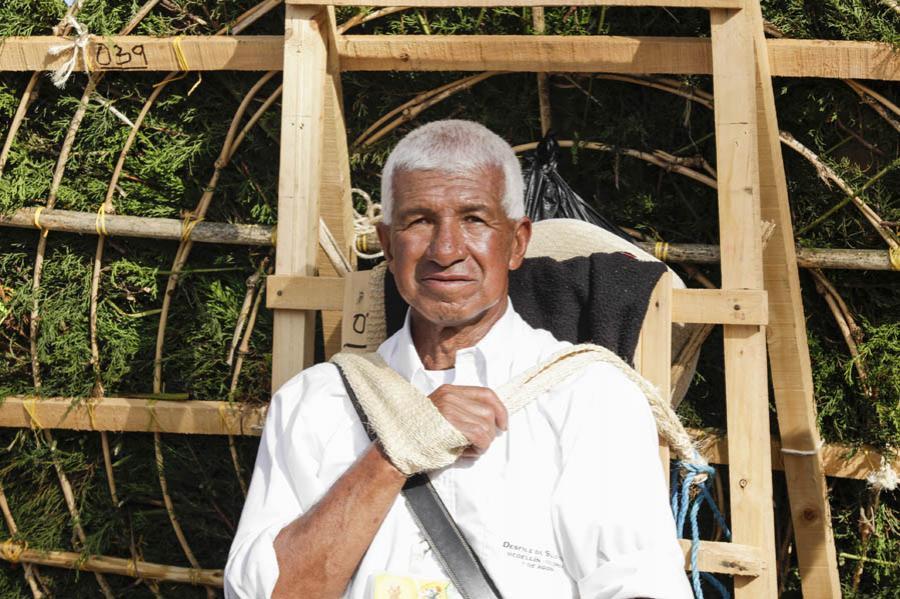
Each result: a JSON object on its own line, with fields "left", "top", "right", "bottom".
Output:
{"left": 373, "top": 573, "right": 450, "bottom": 599}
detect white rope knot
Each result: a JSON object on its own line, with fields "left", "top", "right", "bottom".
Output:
{"left": 867, "top": 456, "right": 898, "bottom": 492}
{"left": 49, "top": 15, "right": 92, "bottom": 88}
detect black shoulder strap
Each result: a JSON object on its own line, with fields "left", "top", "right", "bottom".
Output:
{"left": 334, "top": 364, "right": 503, "bottom": 599}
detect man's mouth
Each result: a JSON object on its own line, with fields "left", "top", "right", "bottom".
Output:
{"left": 420, "top": 274, "right": 475, "bottom": 288}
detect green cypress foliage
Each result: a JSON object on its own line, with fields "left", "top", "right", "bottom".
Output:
{"left": 0, "top": 1, "right": 897, "bottom": 596}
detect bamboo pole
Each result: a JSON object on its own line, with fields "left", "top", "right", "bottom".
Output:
{"left": 2, "top": 207, "right": 893, "bottom": 270}
{"left": 0, "top": 540, "right": 223, "bottom": 587}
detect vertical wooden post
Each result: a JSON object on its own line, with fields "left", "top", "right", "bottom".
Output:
{"left": 710, "top": 4, "right": 777, "bottom": 597}
{"left": 273, "top": 4, "right": 329, "bottom": 392}
{"left": 748, "top": 2, "right": 841, "bottom": 596}
{"left": 637, "top": 273, "right": 673, "bottom": 487}
{"left": 319, "top": 7, "right": 355, "bottom": 359}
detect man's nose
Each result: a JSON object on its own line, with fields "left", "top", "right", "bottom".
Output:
{"left": 427, "top": 219, "right": 467, "bottom": 266}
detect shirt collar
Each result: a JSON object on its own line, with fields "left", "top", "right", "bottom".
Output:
{"left": 377, "top": 298, "right": 522, "bottom": 390}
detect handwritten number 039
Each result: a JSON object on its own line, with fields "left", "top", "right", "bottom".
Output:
{"left": 94, "top": 44, "right": 148, "bottom": 68}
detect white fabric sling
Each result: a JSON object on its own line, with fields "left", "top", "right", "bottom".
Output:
{"left": 331, "top": 343, "right": 702, "bottom": 477}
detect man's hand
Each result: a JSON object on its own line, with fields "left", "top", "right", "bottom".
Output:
{"left": 429, "top": 385, "right": 508, "bottom": 457}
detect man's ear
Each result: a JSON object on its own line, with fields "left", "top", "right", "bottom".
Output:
{"left": 508, "top": 217, "right": 532, "bottom": 271}
{"left": 375, "top": 222, "right": 393, "bottom": 268}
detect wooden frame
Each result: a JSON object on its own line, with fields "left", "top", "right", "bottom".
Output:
{"left": 266, "top": 1, "right": 840, "bottom": 597}
{"left": 2, "top": 36, "right": 898, "bottom": 80}
{"left": 0, "top": 0, "right": 856, "bottom": 595}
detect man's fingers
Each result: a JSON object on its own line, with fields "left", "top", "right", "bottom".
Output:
{"left": 430, "top": 384, "right": 508, "bottom": 453}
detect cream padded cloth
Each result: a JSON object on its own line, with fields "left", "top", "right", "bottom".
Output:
{"left": 331, "top": 343, "right": 700, "bottom": 476}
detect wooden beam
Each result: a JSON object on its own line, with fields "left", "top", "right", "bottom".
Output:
{"left": 636, "top": 274, "right": 674, "bottom": 486}
{"left": 0, "top": 396, "right": 265, "bottom": 436}
{"left": 261, "top": 275, "right": 771, "bottom": 326}
{"left": 0, "top": 397, "right": 893, "bottom": 482}
{"left": 2, "top": 36, "right": 897, "bottom": 80}
{"left": 272, "top": 6, "right": 329, "bottom": 391}
{"left": 672, "top": 289, "right": 767, "bottom": 325}
{"left": 0, "top": 35, "right": 283, "bottom": 72}
{"left": 267, "top": 275, "right": 345, "bottom": 310}
{"left": 336, "top": 36, "right": 900, "bottom": 80}
{"left": 318, "top": 7, "right": 356, "bottom": 360}
{"left": 690, "top": 428, "right": 898, "bottom": 484}
{"left": 749, "top": 2, "right": 842, "bottom": 595}
{"left": 711, "top": 4, "right": 777, "bottom": 596}
{"left": 679, "top": 540, "right": 766, "bottom": 577}
{"left": 288, "top": 0, "right": 743, "bottom": 6}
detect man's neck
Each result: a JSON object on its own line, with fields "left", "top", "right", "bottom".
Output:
{"left": 410, "top": 298, "right": 508, "bottom": 371}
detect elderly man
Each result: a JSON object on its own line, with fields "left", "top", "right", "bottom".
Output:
{"left": 225, "top": 120, "right": 691, "bottom": 599}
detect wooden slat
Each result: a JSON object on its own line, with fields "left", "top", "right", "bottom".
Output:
{"left": 690, "top": 428, "right": 898, "bottom": 483}
{"left": 2, "top": 36, "right": 898, "bottom": 80}
{"left": 0, "top": 397, "right": 893, "bottom": 482}
{"left": 271, "top": 6, "right": 329, "bottom": 391}
{"left": 262, "top": 275, "right": 771, "bottom": 326}
{"left": 0, "top": 396, "right": 265, "bottom": 436}
{"left": 710, "top": 4, "right": 777, "bottom": 597}
{"left": 679, "top": 540, "right": 766, "bottom": 577}
{"left": 636, "top": 274, "right": 674, "bottom": 486}
{"left": 289, "top": 0, "right": 742, "bottom": 7}
{"left": 672, "top": 289, "right": 767, "bottom": 325}
{"left": 267, "top": 275, "right": 345, "bottom": 310}
{"left": 749, "top": 2, "right": 842, "bottom": 595}
{"left": 337, "top": 36, "right": 900, "bottom": 80}
{"left": 318, "top": 8, "right": 356, "bottom": 360}
{"left": 0, "top": 35, "right": 284, "bottom": 71}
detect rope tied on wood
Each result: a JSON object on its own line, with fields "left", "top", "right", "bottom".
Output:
{"left": 48, "top": 14, "right": 92, "bottom": 88}
{"left": 889, "top": 246, "right": 900, "bottom": 271}
{"left": 867, "top": 456, "right": 898, "bottom": 492}
{"left": 352, "top": 188, "right": 384, "bottom": 260}
{"left": 180, "top": 213, "right": 204, "bottom": 242}
{"left": 32, "top": 206, "right": 49, "bottom": 238}
{"left": 0, "top": 540, "right": 26, "bottom": 563}
{"left": 671, "top": 460, "right": 731, "bottom": 599}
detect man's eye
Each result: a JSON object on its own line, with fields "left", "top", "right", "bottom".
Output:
{"left": 465, "top": 215, "right": 485, "bottom": 224}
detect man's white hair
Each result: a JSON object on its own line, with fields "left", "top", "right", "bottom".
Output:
{"left": 380, "top": 120, "right": 525, "bottom": 224}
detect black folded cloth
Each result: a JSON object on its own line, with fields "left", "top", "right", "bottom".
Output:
{"left": 382, "top": 252, "right": 666, "bottom": 365}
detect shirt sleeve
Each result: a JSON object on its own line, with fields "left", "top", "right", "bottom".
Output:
{"left": 550, "top": 363, "right": 693, "bottom": 599}
{"left": 224, "top": 363, "right": 356, "bottom": 599}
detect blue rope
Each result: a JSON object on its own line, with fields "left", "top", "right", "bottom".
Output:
{"left": 670, "top": 458, "right": 731, "bottom": 599}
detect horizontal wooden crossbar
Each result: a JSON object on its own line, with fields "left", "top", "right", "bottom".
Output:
{"left": 0, "top": 36, "right": 283, "bottom": 72}
{"left": 1, "top": 208, "right": 893, "bottom": 270}
{"left": 0, "top": 396, "right": 265, "bottom": 436}
{"left": 337, "top": 36, "right": 900, "bottom": 80}
{"left": 1, "top": 36, "right": 897, "bottom": 80}
{"left": 287, "top": 0, "right": 743, "bottom": 7}
{"left": 266, "top": 275, "right": 769, "bottom": 325}
{"left": 0, "top": 537, "right": 759, "bottom": 582}
{"left": 679, "top": 540, "right": 765, "bottom": 577}
{"left": 0, "top": 397, "right": 893, "bottom": 481}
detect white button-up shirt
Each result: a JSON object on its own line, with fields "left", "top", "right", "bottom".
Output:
{"left": 225, "top": 302, "right": 692, "bottom": 599}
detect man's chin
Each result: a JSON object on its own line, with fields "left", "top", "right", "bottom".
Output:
{"left": 411, "top": 296, "right": 502, "bottom": 329}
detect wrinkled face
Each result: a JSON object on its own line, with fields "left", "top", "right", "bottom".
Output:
{"left": 377, "top": 165, "right": 531, "bottom": 328}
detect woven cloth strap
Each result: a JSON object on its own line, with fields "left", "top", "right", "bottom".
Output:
{"left": 334, "top": 365, "right": 503, "bottom": 599}
{"left": 330, "top": 343, "right": 701, "bottom": 477}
